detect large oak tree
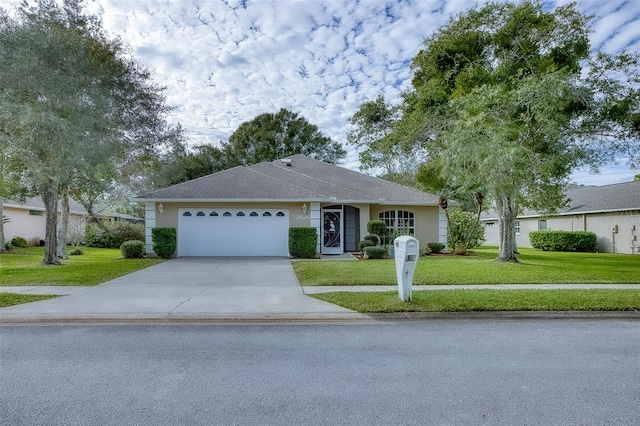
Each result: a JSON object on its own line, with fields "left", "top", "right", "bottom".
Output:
{"left": 0, "top": 0, "right": 177, "bottom": 264}
{"left": 352, "top": 0, "right": 639, "bottom": 261}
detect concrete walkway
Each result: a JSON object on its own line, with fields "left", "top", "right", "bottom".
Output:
{"left": 0, "top": 258, "right": 366, "bottom": 323}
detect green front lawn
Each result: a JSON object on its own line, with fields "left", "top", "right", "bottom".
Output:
{"left": 0, "top": 293, "right": 58, "bottom": 308}
{"left": 312, "top": 289, "right": 640, "bottom": 313}
{"left": 0, "top": 247, "right": 164, "bottom": 286}
{"left": 294, "top": 247, "right": 640, "bottom": 286}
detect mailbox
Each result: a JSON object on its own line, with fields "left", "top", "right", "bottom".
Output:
{"left": 394, "top": 236, "right": 419, "bottom": 302}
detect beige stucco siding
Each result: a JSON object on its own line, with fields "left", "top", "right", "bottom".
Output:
{"left": 3, "top": 207, "right": 46, "bottom": 243}
{"left": 369, "top": 205, "right": 441, "bottom": 247}
{"left": 154, "top": 202, "right": 309, "bottom": 229}
{"left": 151, "top": 202, "right": 442, "bottom": 253}
{"left": 484, "top": 212, "right": 640, "bottom": 254}
{"left": 584, "top": 213, "right": 639, "bottom": 254}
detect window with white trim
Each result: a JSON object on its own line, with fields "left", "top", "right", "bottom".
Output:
{"left": 378, "top": 210, "right": 415, "bottom": 244}
{"left": 514, "top": 220, "right": 520, "bottom": 235}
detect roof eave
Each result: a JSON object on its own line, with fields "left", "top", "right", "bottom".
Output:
{"left": 481, "top": 207, "right": 640, "bottom": 221}
{"left": 132, "top": 197, "right": 440, "bottom": 206}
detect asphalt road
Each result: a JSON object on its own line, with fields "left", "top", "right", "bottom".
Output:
{"left": 1, "top": 319, "right": 639, "bottom": 425}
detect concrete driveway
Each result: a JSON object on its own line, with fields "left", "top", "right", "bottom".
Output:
{"left": 0, "top": 258, "right": 365, "bottom": 322}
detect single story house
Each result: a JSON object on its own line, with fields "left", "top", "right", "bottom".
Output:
{"left": 2, "top": 197, "right": 141, "bottom": 245}
{"left": 134, "top": 154, "right": 447, "bottom": 257}
{"left": 481, "top": 181, "right": 640, "bottom": 254}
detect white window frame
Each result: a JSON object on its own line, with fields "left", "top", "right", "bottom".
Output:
{"left": 378, "top": 210, "right": 415, "bottom": 244}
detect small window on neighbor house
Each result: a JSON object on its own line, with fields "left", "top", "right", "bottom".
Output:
{"left": 210, "top": 212, "right": 218, "bottom": 216}
{"left": 276, "top": 211, "right": 285, "bottom": 217}
{"left": 514, "top": 220, "right": 521, "bottom": 235}
{"left": 29, "top": 210, "right": 42, "bottom": 216}
{"left": 250, "top": 212, "right": 258, "bottom": 216}
{"left": 196, "top": 211, "right": 205, "bottom": 216}
{"left": 236, "top": 212, "right": 245, "bottom": 216}
{"left": 182, "top": 211, "right": 192, "bottom": 217}
{"left": 263, "top": 212, "right": 272, "bottom": 217}
{"left": 223, "top": 211, "right": 232, "bottom": 217}
{"left": 538, "top": 219, "right": 547, "bottom": 231}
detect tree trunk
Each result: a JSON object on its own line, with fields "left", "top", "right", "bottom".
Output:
{"left": 0, "top": 200, "right": 6, "bottom": 253}
{"left": 42, "top": 178, "right": 61, "bottom": 265}
{"left": 57, "top": 188, "right": 69, "bottom": 260}
{"left": 496, "top": 193, "right": 518, "bottom": 262}
{"left": 438, "top": 196, "right": 451, "bottom": 250}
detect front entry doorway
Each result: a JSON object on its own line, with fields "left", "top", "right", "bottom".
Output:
{"left": 322, "top": 208, "right": 342, "bottom": 254}
{"left": 321, "top": 205, "right": 360, "bottom": 254}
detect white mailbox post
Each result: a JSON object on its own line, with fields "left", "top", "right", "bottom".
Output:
{"left": 394, "top": 236, "right": 419, "bottom": 302}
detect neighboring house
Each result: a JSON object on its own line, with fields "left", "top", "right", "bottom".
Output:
{"left": 2, "top": 197, "right": 142, "bottom": 244}
{"left": 481, "top": 181, "right": 640, "bottom": 254}
{"left": 134, "top": 155, "right": 447, "bottom": 257}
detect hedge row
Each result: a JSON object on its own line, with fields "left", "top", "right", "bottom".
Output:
{"left": 529, "top": 230, "right": 597, "bottom": 252}
{"left": 152, "top": 227, "right": 176, "bottom": 259}
{"left": 289, "top": 227, "right": 317, "bottom": 258}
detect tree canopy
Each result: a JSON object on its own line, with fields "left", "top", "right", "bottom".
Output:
{"left": 150, "top": 108, "right": 346, "bottom": 188}
{"left": 0, "top": 0, "right": 179, "bottom": 264}
{"left": 223, "top": 108, "right": 346, "bottom": 166}
{"left": 350, "top": 0, "right": 640, "bottom": 261}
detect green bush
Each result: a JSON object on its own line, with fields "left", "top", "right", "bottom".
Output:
{"left": 289, "top": 227, "right": 317, "bottom": 258}
{"left": 10, "top": 236, "right": 28, "bottom": 248}
{"left": 363, "top": 246, "right": 387, "bottom": 259}
{"left": 447, "top": 208, "right": 485, "bottom": 249}
{"left": 85, "top": 221, "right": 145, "bottom": 249}
{"left": 152, "top": 228, "right": 176, "bottom": 259}
{"left": 4, "top": 242, "right": 12, "bottom": 251}
{"left": 427, "top": 242, "right": 445, "bottom": 254}
{"left": 68, "top": 248, "right": 83, "bottom": 256}
{"left": 120, "top": 240, "right": 146, "bottom": 259}
{"left": 367, "top": 220, "right": 388, "bottom": 240}
{"left": 357, "top": 234, "right": 379, "bottom": 251}
{"left": 358, "top": 238, "right": 376, "bottom": 252}
{"left": 529, "top": 230, "right": 597, "bottom": 252}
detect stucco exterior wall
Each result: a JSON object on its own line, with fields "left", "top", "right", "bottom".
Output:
{"left": 368, "top": 205, "right": 441, "bottom": 248}
{"left": 483, "top": 211, "right": 640, "bottom": 254}
{"left": 3, "top": 207, "right": 46, "bottom": 243}
{"left": 3, "top": 207, "right": 87, "bottom": 245}
{"left": 149, "top": 202, "right": 442, "bottom": 254}
{"left": 154, "top": 202, "right": 308, "bottom": 229}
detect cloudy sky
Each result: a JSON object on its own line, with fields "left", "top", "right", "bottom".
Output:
{"left": 2, "top": 0, "right": 639, "bottom": 185}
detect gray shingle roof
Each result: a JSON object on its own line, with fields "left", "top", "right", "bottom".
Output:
{"left": 137, "top": 154, "right": 440, "bottom": 205}
{"left": 482, "top": 180, "right": 640, "bottom": 220}
{"left": 2, "top": 197, "right": 141, "bottom": 221}
{"left": 3, "top": 197, "right": 88, "bottom": 215}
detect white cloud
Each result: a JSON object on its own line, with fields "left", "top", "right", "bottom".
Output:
{"left": 0, "top": 0, "right": 638, "bottom": 185}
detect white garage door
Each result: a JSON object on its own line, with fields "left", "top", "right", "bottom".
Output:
{"left": 178, "top": 208, "right": 289, "bottom": 256}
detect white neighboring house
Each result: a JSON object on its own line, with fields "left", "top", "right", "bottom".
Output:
{"left": 481, "top": 181, "right": 640, "bottom": 254}
{"left": 2, "top": 197, "right": 141, "bottom": 245}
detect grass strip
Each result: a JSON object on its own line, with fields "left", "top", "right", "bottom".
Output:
{"left": 311, "top": 289, "right": 640, "bottom": 313}
{"left": 0, "top": 247, "right": 164, "bottom": 286}
{"left": 0, "top": 293, "right": 58, "bottom": 308}
{"left": 293, "top": 247, "right": 640, "bottom": 286}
